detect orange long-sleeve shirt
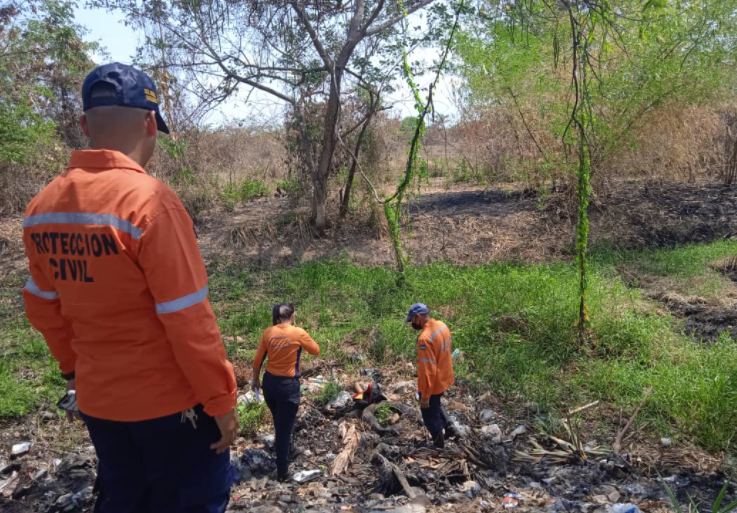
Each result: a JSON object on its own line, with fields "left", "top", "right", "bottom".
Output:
{"left": 417, "top": 318, "right": 454, "bottom": 397}
{"left": 22, "top": 149, "right": 237, "bottom": 422}
{"left": 253, "top": 324, "right": 320, "bottom": 378}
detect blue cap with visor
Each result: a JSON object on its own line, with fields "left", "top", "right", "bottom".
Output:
{"left": 82, "top": 62, "right": 170, "bottom": 134}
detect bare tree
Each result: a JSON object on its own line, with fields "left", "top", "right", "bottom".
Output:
{"left": 97, "top": 0, "right": 440, "bottom": 232}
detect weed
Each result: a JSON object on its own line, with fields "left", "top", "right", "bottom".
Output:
{"left": 315, "top": 381, "right": 343, "bottom": 407}
{"left": 660, "top": 476, "right": 737, "bottom": 513}
{"left": 240, "top": 179, "right": 269, "bottom": 201}
{"left": 276, "top": 179, "right": 302, "bottom": 198}
{"left": 375, "top": 402, "right": 392, "bottom": 426}
{"left": 237, "top": 401, "right": 268, "bottom": 439}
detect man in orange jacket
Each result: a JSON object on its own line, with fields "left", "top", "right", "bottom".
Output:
{"left": 406, "top": 303, "right": 458, "bottom": 448}
{"left": 23, "top": 63, "right": 238, "bottom": 512}
{"left": 252, "top": 303, "right": 320, "bottom": 481}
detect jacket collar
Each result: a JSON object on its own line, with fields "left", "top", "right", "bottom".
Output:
{"left": 68, "top": 150, "right": 147, "bottom": 174}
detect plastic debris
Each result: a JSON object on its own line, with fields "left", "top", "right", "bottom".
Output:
{"left": 293, "top": 469, "right": 321, "bottom": 484}
{"left": 509, "top": 425, "right": 528, "bottom": 439}
{"left": 503, "top": 493, "right": 520, "bottom": 508}
{"left": 463, "top": 480, "right": 481, "bottom": 499}
{"left": 610, "top": 504, "right": 643, "bottom": 513}
{"left": 452, "top": 348, "right": 461, "bottom": 359}
{"left": 660, "top": 438, "right": 672, "bottom": 447}
{"left": 238, "top": 390, "right": 264, "bottom": 405}
{"left": 328, "top": 391, "right": 352, "bottom": 410}
{"left": 479, "top": 409, "right": 495, "bottom": 423}
{"left": 480, "top": 424, "right": 503, "bottom": 443}
{"left": 11, "top": 442, "right": 31, "bottom": 457}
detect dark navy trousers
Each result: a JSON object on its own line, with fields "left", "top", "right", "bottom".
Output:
{"left": 81, "top": 404, "right": 234, "bottom": 513}
{"left": 419, "top": 392, "right": 452, "bottom": 438}
{"left": 262, "top": 371, "right": 300, "bottom": 476}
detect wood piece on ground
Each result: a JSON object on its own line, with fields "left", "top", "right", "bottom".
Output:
{"left": 613, "top": 386, "right": 654, "bottom": 454}
{"left": 331, "top": 421, "right": 361, "bottom": 476}
{"left": 567, "top": 400, "right": 600, "bottom": 416}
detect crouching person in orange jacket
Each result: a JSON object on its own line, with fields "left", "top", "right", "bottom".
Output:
{"left": 405, "top": 303, "right": 460, "bottom": 448}
{"left": 22, "top": 63, "right": 238, "bottom": 512}
{"left": 252, "top": 303, "right": 319, "bottom": 481}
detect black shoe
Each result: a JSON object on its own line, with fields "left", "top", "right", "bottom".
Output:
{"left": 433, "top": 432, "right": 445, "bottom": 449}
{"left": 277, "top": 469, "right": 292, "bottom": 483}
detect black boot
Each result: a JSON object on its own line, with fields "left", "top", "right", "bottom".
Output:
{"left": 277, "top": 464, "right": 291, "bottom": 482}
{"left": 445, "top": 424, "right": 462, "bottom": 439}
{"left": 433, "top": 431, "right": 445, "bottom": 449}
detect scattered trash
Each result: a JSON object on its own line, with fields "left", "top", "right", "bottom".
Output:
{"left": 502, "top": 493, "right": 520, "bottom": 508}
{"left": 258, "top": 434, "right": 275, "bottom": 449}
{"left": 328, "top": 391, "right": 352, "bottom": 410}
{"left": 463, "top": 480, "right": 481, "bottom": 499}
{"left": 452, "top": 348, "right": 461, "bottom": 359}
{"left": 610, "top": 504, "right": 643, "bottom": 513}
{"left": 234, "top": 449, "right": 276, "bottom": 480}
{"left": 293, "top": 469, "right": 321, "bottom": 484}
{"left": 238, "top": 390, "right": 264, "bottom": 405}
{"left": 480, "top": 424, "right": 503, "bottom": 443}
{"left": 361, "top": 369, "right": 377, "bottom": 377}
{"left": 11, "top": 442, "right": 31, "bottom": 457}
{"left": 660, "top": 438, "right": 672, "bottom": 447}
{"left": 479, "top": 409, "right": 495, "bottom": 423}
{"left": 509, "top": 425, "right": 528, "bottom": 439}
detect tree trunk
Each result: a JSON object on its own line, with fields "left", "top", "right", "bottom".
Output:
{"left": 340, "top": 107, "right": 374, "bottom": 219}
{"left": 311, "top": 68, "right": 344, "bottom": 233}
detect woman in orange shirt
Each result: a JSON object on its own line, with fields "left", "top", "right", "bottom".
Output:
{"left": 252, "top": 303, "right": 320, "bottom": 481}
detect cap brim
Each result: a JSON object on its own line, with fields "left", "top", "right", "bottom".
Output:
{"left": 155, "top": 111, "right": 170, "bottom": 134}
{"left": 405, "top": 314, "right": 413, "bottom": 322}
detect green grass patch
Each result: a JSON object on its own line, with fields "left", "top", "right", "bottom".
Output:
{"left": 237, "top": 401, "right": 269, "bottom": 439}
{"left": 375, "top": 402, "right": 392, "bottom": 426}
{"left": 219, "top": 178, "right": 270, "bottom": 210}
{"left": 314, "top": 381, "right": 343, "bottom": 407}
{"left": 2, "top": 240, "right": 737, "bottom": 454}
{"left": 206, "top": 242, "right": 737, "bottom": 454}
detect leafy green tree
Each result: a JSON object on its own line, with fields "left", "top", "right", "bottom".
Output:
{"left": 0, "top": 0, "right": 98, "bottom": 213}
{"left": 456, "top": 0, "right": 737, "bottom": 335}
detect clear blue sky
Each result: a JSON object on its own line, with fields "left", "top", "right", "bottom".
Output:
{"left": 72, "top": 5, "right": 459, "bottom": 125}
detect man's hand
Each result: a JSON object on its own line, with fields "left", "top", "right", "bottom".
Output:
{"left": 251, "top": 377, "right": 260, "bottom": 393}
{"left": 65, "top": 379, "right": 76, "bottom": 422}
{"left": 420, "top": 395, "right": 430, "bottom": 409}
{"left": 211, "top": 408, "right": 239, "bottom": 454}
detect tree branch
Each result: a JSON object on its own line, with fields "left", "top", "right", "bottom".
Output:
{"left": 290, "top": 1, "right": 334, "bottom": 68}
{"left": 364, "top": 0, "right": 436, "bottom": 37}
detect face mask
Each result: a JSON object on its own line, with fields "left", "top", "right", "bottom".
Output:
{"left": 411, "top": 321, "right": 424, "bottom": 331}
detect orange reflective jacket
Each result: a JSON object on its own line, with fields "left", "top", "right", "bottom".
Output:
{"left": 22, "top": 149, "right": 237, "bottom": 422}
{"left": 417, "top": 318, "right": 454, "bottom": 397}
{"left": 253, "top": 324, "right": 320, "bottom": 378}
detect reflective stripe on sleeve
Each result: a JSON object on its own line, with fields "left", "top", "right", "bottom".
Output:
{"left": 23, "top": 213, "right": 143, "bottom": 240}
{"left": 419, "top": 358, "right": 437, "bottom": 364}
{"left": 155, "top": 286, "right": 209, "bottom": 314}
{"left": 24, "top": 278, "right": 59, "bottom": 300}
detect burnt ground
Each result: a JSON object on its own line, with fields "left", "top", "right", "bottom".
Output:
{"left": 1, "top": 360, "right": 733, "bottom": 513}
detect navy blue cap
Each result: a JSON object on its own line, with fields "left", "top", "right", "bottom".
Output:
{"left": 405, "top": 303, "right": 430, "bottom": 322}
{"left": 82, "top": 62, "right": 170, "bottom": 134}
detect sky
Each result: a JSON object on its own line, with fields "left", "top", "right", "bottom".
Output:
{"left": 73, "top": 5, "right": 461, "bottom": 127}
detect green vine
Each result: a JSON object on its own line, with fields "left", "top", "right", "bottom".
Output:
{"left": 384, "top": 0, "right": 464, "bottom": 273}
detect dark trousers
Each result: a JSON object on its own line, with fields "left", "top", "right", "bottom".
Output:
{"left": 420, "top": 393, "right": 452, "bottom": 438}
{"left": 81, "top": 405, "right": 233, "bottom": 513}
{"left": 262, "top": 372, "right": 300, "bottom": 476}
